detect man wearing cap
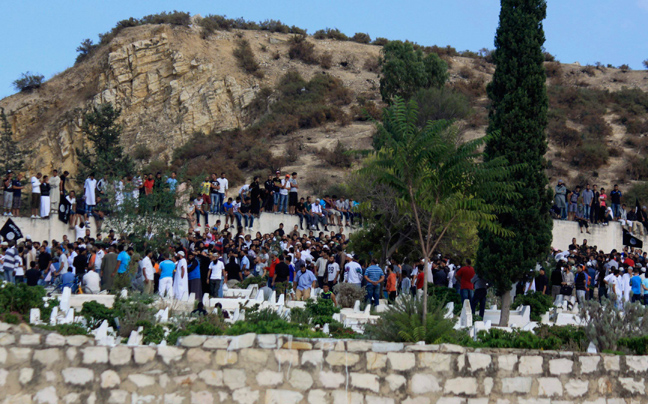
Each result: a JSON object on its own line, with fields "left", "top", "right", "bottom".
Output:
{"left": 3, "top": 170, "right": 13, "bottom": 216}
{"left": 555, "top": 179, "right": 567, "bottom": 220}
{"left": 344, "top": 254, "right": 363, "bottom": 287}
{"left": 311, "top": 199, "right": 328, "bottom": 231}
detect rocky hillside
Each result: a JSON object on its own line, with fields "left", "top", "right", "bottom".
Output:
{"left": 1, "top": 20, "right": 648, "bottom": 193}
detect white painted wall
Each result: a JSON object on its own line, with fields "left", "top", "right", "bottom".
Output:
{"left": 1, "top": 214, "right": 637, "bottom": 253}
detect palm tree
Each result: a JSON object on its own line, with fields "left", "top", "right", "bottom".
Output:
{"left": 363, "top": 98, "right": 517, "bottom": 323}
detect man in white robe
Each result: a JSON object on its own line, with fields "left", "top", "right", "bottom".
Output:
{"left": 49, "top": 170, "right": 61, "bottom": 213}
{"left": 173, "top": 251, "right": 189, "bottom": 300}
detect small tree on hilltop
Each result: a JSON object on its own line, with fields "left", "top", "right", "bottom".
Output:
{"left": 379, "top": 41, "right": 448, "bottom": 103}
{"left": 476, "top": 0, "right": 552, "bottom": 326}
{"left": 0, "top": 108, "right": 25, "bottom": 173}
{"left": 13, "top": 72, "right": 44, "bottom": 92}
{"left": 76, "top": 103, "right": 134, "bottom": 181}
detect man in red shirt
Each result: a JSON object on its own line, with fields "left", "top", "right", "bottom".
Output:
{"left": 144, "top": 174, "right": 155, "bottom": 195}
{"left": 415, "top": 270, "right": 425, "bottom": 299}
{"left": 266, "top": 253, "right": 280, "bottom": 289}
{"left": 455, "top": 259, "right": 476, "bottom": 303}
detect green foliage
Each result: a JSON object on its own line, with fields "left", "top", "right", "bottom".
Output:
{"left": 76, "top": 103, "right": 134, "bottom": 180}
{"left": 166, "top": 314, "right": 227, "bottom": 344}
{"left": 413, "top": 87, "right": 472, "bottom": 126}
{"left": 0, "top": 283, "right": 47, "bottom": 317}
{"left": 328, "top": 320, "right": 359, "bottom": 339}
{"left": 239, "top": 275, "right": 268, "bottom": 289}
{"left": 477, "top": 0, "right": 552, "bottom": 316}
{"left": 427, "top": 286, "right": 461, "bottom": 315}
{"left": 288, "top": 35, "right": 318, "bottom": 64}
{"left": 80, "top": 301, "right": 115, "bottom": 329}
{"left": 379, "top": 41, "right": 448, "bottom": 103}
{"left": 37, "top": 324, "right": 89, "bottom": 336}
{"left": 351, "top": 32, "right": 371, "bottom": 44}
{"left": 304, "top": 299, "right": 340, "bottom": 326}
{"left": 618, "top": 336, "right": 648, "bottom": 355}
{"left": 579, "top": 298, "right": 648, "bottom": 351}
{"left": 470, "top": 325, "right": 586, "bottom": 350}
{"left": 99, "top": 11, "right": 190, "bottom": 45}
{"left": 228, "top": 306, "right": 325, "bottom": 338}
{"left": 112, "top": 294, "right": 156, "bottom": 337}
{"left": 233, "top": 40, "right": 264, "bottom": 78}
{"left": 318, "top": 141, "right": 354, "bottom": 168}
{"left": 364, "top": 295, "right": 456, "bottom": 343}
{"left": 1, "top": 313, "right": 20, "bottom": 324}
{"left": 333, "top": 283, "right": 367, "bottom": 308}
{"left": 0, "top": 107, "right": 25, "bottom": 173}
{"left": 141, "top": 323, "right": 165, "bottom": 345}
{"left": 75, "top": 38, "right": 98, "bottom": 64}
{"left": 313, "top": 28, "right": 348, "bottom": 41}
{"left": 512, "top": 291, "right": 553, "bottom": 322}
{"left": 13, "top": 72, "right": 44, "bottom": 92}
{"left": 624, "top": 182, "right": 648, "bottom": 207}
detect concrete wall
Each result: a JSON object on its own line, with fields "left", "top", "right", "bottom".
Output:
{"left": 1, "top": 322, "right": 647, "bottom": 403}
{"left": 0, "top": 212, "right": 356, "bottom": 243}
{"left": 1, "top": 214, "right": 640, "bottom": 254}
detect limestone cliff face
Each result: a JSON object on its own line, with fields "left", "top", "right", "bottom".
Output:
{"left": 0, "top": 25, "right": 268, "bottom": 176}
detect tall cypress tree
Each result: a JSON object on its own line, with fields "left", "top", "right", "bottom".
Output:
{"left": 476, "top": 0, "right": 553, "bottom": 325}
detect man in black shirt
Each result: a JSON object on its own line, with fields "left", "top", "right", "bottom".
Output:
{"left": 37, "top": 245, "right": 52, "bottom": 272}
{"left": 550, "top": 264, "right": 564, "bottom": 300}
{"left": 225, "top": 256, "right": 242, "bottom": 284}
{"left": 535, "top": 268, "right": 549, "bottom": 295}
{"left": 273, "top": 255, "right": 290, "bottom": 286}
{"left": 73, "top": 248, "right": 89, "bottom": 276}
{"left": 25, "top": 263, "right": 42, "bottom": 286}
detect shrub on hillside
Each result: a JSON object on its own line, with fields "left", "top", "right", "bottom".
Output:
{"left": 372, "top": 37, "right": 389, "bottom": 46}
{"left": 13, "top": 72, "right": 44, "bottom": 92}
{"left": 99, "top": 11, "right": 190, "bottom": 45}
{"left": 75, "top": 38, "right": 99, "bottom": 64}
{"left": 568, "top": 143, "right": 609, "bottom": 169}
{"left": 363, "top": 56, "right": 380, "bottom": 73}
{"left": 313, "top": 28, "right": 348, "bottom": 41}
{"left": 233, "top": 39, "right": 264, "bottom": 78}
{"left": 319, "top": 52, "right": 333, "bottom": 69}
{"left": 453, "top": 77, "right": 486, "bottom": 100}
{"left": 318, "top": 141, "right": 354, "bottom": 168}
{"left": 414, "top": 87, "right": 471, "bottom": 125}
{"left": 547, "top": 117, "right": 581, "bottom": 147}
{"left": 351, "top": 32, "right": 371, "bottom": 44}
{"left": 287, "top": 35, "right": 318, "bottom": 64}
{"left": 259, "top": 19, "right": 290, "bottom": 33}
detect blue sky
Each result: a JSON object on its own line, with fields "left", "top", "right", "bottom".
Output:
{"left": 1, "top": 0, "right": 647, "bottom": 99}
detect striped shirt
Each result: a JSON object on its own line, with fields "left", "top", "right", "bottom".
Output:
{"left": 365, "top": 265, "right": 384, "bottom": 282}
{"left": 2, "top": 246, "right": 18, "bottom": 273}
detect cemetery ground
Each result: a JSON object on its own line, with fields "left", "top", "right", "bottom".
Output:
{"left": 3, "top": 278, "right": 648, "bottom": 356}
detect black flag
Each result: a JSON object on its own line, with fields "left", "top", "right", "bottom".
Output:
{"left": 0, "top": 218, "right": 23, "bottom": 241}
{"left": 58, "top": 197, "right": 71, "bottom": 224}
{"left": 623, "top": 229, "right": 643, "bottom": 249}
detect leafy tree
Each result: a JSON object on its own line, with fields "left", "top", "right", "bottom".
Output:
{"left": 364, "top": 98, "right": 515, "bottom": 321}
{"left": 0, "top": 108, "right": 25, "bottom": 173}
{"left": 643, "top": 59, "right": 648, "bottom": 69}
{"left": 76, "top": 103, "right": 134, "bottom": 181}
{"left": 413, "top": 87, "right": 472, "bottom": 126}
{"left": 379, "top": 41, "right": 448, "bottom": 103}
{"left": 13, "top": 72, "right": 44, "bottom": 92}
{"left": 476, "top": 0, "right": 552, "bottom": 326}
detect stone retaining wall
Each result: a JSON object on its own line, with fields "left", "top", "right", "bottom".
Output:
{"left": 1, "top": 322, "right": 646, "bottom": 403}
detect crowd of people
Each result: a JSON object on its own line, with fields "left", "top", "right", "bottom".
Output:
{"left": 2, "top": 169, "right": 363, "bottom": 234}
{"left": 553, "top": 180, "right": 646, "bottom": 235}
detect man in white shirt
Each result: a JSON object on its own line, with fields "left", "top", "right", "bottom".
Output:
{"left": 344, "top": 255, "right": 363, "bottom": 287}
{"left": 94, "top": 246, "right": 105, "bottom": 272}
{"left": 326, "top": 255, "right": 340, "bottom": 289}
{"left": 207, "top": 253, "right": 225, "bottom": 298}
{"left": 30, "top": 173, "right": 42, "bottom": 218}
{"left": 84, "top": 174, "right": 97, "bottom": 224}
{"left": 82, "top": 267, "right": 101, "bottom": 294}
{"left": 141, "top": 250, "right": 155, "bottom": 294}
{"left": 311, "top": 199, "right": 328, "bottom": 231}
{"left": 216, "top": 173, "right": 228, "bottom": 214}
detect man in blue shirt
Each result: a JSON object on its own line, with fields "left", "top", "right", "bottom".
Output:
{"left": 113, "top": 246, "right": 133, "bottom": 291}
{"left": 60, "top": 267, "right": 76, "bottom": 290}
{"left": 158, "top": 253, "right": 176, "bottom": 298}
{"left": 166, "top": 172, "right": 178, "bottom": 192}
{"left": 630, "top": 268, "right": 643, "bottom": 303}
{"left": 294, "top": 265, "right": 317, "bottom": 300}
{"left": 364, "top": 258, "right": 385, "bottom": 307}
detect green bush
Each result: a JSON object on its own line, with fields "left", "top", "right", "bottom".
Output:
{"left": 618, "top": 336, "right": 648, "bottom": 355}
{"left": 470, "top": 325, "right": 587, "bottom": 351}
{"left": 80, "top": 301, "right": 116, "bottom": 329}
{"left": 351, "top": 32, "right": 371, "bottom": 44}
{"left": 364, "top": 295, "right": 456, "bottom": 343}
{"left": 333, "top": 283, "right": 367, "bottom": 308}
{"left": 233, "top": 40, "right": 264, "bottom": 78}
{"left": 13, "top": 72, "right": 44, "bottom": 92}
{"left": 288, "top": 35, "right": 318, "bottom": 64}
{"left": 240, "top": 275, "right": 268, "bottom": 289}
{"left": 372, "top": 37, "right": 390, "bottom": 46}
{"left": 427, "top": 286, "right": 461, "bottom": 315}
{"left": 579, "top": 299, "right": 648, "bottom": 351}
{"left": 112, "top": 294, "right": 156, "bottom": 337}
{"left": 512, "top": 291, "right": 553, "bottom": 322}
{"left": 37, "top": 324, "right": 89, "bottom": 336}
{"left": 304, "top": 299, "right": 340, "bottom": 326}
{"left": 141, "top": 323, "right": 165, "bottom": 345}
{"left": 413, "top": 87, "right": 471, "bottom": 125}
{"left": 0, "top": 283, "right": 48, "bottom": 318}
